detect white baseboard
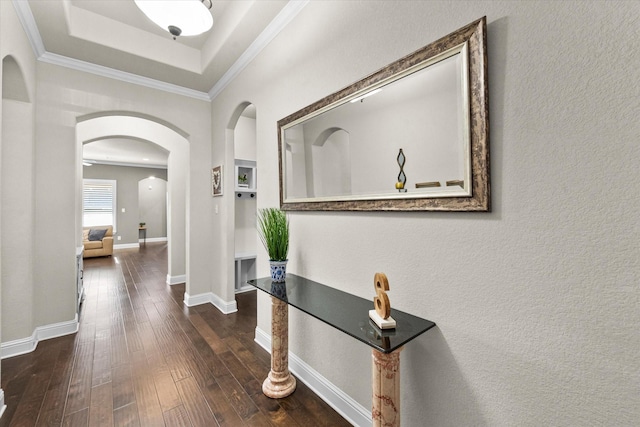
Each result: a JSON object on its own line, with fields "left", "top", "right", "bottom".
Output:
{"left": 114, "top": 243, "right": 139, "bottom": 250}
{"left": 1, "top": 316, "right": 79, "bottom": 359}
{"left": 114, "top": 237, "right": 167, "bottom": 250}
{"left": 254, "top": 327, "right": 371, "bottom": 427}
{"left": 166, "top": 274, "right": 186, "bottom": 285}
{"left": 139, "top": 237, "right": 167, "bottom": 243}
{"left": 183, "top": 292, "right": 238, "bottom": 314}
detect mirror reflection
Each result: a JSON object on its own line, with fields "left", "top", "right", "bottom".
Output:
{"left": 282, "top": 46, "right": 469, "bottom": 202}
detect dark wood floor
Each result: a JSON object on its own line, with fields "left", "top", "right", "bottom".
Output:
{"left": 0, "top": 242, "right": 351, "bottom": 427}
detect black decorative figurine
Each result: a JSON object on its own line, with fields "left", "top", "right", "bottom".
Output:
{"left": 396, "top": 148, "right": 407, "bottom": 192}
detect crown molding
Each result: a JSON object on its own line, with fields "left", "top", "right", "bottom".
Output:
{"left": 11, "top": 0, "right": 45, "bottom": 57}
{"left": 208, "top": 0, "right": 309, "bottom": 100}
{"left": 12, "top": 0, "right": 309, "bottom": 103}
{"left": 39, "top": 51, "right": 211, "bottom": 101}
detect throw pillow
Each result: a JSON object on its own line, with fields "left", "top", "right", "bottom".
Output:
{"left": 83, "top": 229, "right": 90, "bottom": 241}
{"left": 88, "top": 228, "right": 108, "bottom": 241}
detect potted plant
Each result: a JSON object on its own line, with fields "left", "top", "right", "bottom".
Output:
{"left": 257, "top": 208, "right": 289, "bottom": 282}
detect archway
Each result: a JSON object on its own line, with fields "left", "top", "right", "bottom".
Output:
{"left": 226, "top": 102, "right": 257, "bottom": 307}
{"left": 76, "top": 114, "right": 189, "bottom": 287}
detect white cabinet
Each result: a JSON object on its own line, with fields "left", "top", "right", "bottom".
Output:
{"left": 235, "top": 159, "right": 256, "bottom": 199}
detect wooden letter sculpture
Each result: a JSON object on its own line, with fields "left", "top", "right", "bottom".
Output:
{"left": 369, "top": 272, "right": 397, "bottom": 329}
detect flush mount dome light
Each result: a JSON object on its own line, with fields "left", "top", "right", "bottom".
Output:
{"left": 134, "top": 0, "right": 213, "bottom": 39}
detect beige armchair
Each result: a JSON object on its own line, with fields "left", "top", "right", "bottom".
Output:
{"left": 82, "top": 226, "right": 114, "bottom": 258}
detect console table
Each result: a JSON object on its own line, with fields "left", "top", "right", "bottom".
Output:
{"left": 247, "top": 274, "right": 436, "bottom": 426}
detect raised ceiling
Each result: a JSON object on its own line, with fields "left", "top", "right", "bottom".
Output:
{"left": 25, "top": 0, "right": 297, "bottom": 95}
{"left": 17, "top": 0, "right": 306, "bottom": 167}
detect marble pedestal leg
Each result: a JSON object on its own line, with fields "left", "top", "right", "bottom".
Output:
{"left": 262, "top": 297, "right": 296, "bottom": 398}
{"left": 372, "top": 348, "right": 402, "bottom": 427}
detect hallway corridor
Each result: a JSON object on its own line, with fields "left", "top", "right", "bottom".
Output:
{"left": 0, "top": 243, "right": 350, "bottom": 426}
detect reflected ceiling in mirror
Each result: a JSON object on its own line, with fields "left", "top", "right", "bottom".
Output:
{"left": 278, "top": 17, "right": 489, "bottom": 211}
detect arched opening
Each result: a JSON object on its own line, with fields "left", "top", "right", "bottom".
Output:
{"left": 76, "top": 114, "right": 189, "bottom": 292}
{"left": 227, "top": 102, "right": 257, "bottom": 305}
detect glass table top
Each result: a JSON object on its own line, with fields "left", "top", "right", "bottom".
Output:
{"left": 247, "top": 274, "right": 436, "bottom": 353}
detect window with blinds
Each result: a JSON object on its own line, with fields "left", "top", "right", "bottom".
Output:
{"left": 83, "top": 179, "right": 117, "bottom": 230}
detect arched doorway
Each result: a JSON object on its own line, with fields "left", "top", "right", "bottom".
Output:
{"left": 76, "top": 114, "right": 189, "bottom": 288}
{"left": 227, "top": 103, "right": 257, "bottom": 305}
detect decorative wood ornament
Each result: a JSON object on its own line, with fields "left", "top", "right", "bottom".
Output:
{"left": 369, "top": 272, "right": 396, "bottom": 329}
{"left": 374, "top": 272, "right": 391, "bottom": 318}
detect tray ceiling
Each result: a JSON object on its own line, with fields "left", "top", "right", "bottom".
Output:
{"left": 23, "top": 0, "right": 303, "bottom": 96}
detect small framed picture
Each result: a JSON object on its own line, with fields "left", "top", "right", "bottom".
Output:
{"left": 212, "top": 165, "right": 223, "bottom": 196}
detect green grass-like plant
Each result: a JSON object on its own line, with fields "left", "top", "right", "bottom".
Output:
{"left": 257, "top": 208, "right": 289, "bottom": 261}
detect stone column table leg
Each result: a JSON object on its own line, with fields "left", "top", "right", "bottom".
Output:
{"left": 262, "top": 296, "right": 296, "bottom": 398}
{"left": 372, "top": 347, "right": 402, "bottom": 426}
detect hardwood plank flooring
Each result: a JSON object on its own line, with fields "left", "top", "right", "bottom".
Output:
{"left": 1, "top": 243, "right": 352, "bottom": 427}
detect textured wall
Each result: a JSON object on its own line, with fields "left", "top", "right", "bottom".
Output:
{"left": 139, "top": 177, "right": 167, "bottom": 240}
{"left": 211, "top": 1, "right": 640, "bottom": 425}
{"left": 1, "top": 99, "right": 34, "bottom": 342}
{"left": 1, "top": 1, "right": 38, "bottom": 347}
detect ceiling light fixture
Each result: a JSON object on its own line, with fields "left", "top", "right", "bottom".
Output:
{"left": 134, "top": 0, "right": 213, "bottom": 40}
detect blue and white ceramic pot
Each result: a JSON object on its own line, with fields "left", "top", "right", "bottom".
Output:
{"left": 270, "top": 260, "right": 287, "bottom": 283}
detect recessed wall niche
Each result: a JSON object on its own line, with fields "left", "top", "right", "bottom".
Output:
{"left": 233, "top": 104, "right": 257, "bottom": 293}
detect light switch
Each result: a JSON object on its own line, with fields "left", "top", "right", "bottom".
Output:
{"left": 121, "top": 208, "right": 126, "bottom": 212}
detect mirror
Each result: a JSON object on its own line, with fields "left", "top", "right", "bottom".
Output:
{"left": 278, "top": 17, "right": 489, "bottom": 211}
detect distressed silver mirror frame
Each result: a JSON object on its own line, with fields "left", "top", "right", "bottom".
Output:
{"left": 278, "top": 17, "right": 489, "bottom": 211}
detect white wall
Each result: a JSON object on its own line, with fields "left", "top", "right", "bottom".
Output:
{"left": 0, "top": 0, "right": 38, "bottom": 403}
{"left": 1, "top": 6, "right": 37, "bottom": 339}
{"left": 139, "top": 177, "right": 167, "bottom": 240}
{"left": 235, "top": 115, "right": 257, "bottom": 161}
{"left": 234, "top": 114, "right": 257, "bottom": 260}
{"left": 211, "top": 1, "right": 640, "bottom": 425}
{"left": 1, "top": 99, "right": 34, "bottom": 342}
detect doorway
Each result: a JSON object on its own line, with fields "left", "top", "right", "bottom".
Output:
{"left": 76, "top": 114, "right": 189, "bottom": 288}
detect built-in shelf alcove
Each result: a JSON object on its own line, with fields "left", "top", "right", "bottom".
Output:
{"left": 233, "top": 105, "right": 257, "bottom": 293}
